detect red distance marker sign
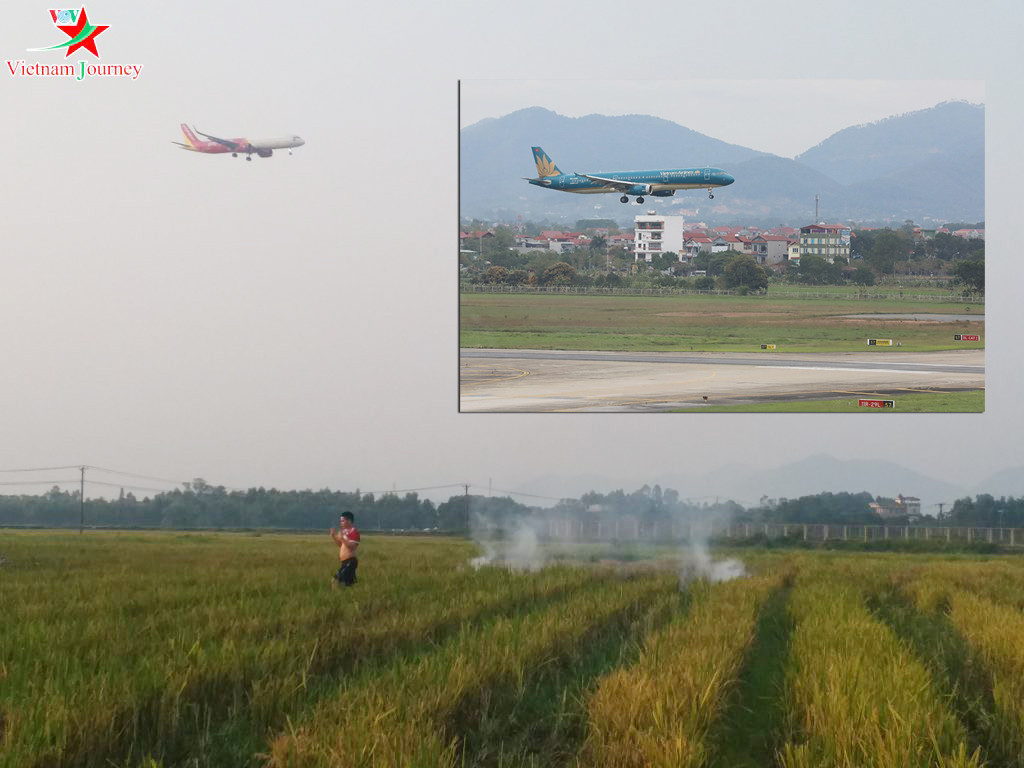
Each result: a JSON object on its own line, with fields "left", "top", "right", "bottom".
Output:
{"left": 859, "top": 399, "right": 895, "bottom": 409}
{"left": 954, "top": 334, "right": 980, "bottom": 342}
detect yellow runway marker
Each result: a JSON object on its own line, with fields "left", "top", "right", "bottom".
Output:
{"left": 460, "top": 364, "right": 530, "bottom": 386}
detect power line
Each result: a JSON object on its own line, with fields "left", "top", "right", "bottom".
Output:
{"left": 360, "top": 483, "right": 467, "bottom": 496}
{"left": 0, "top": 465, "right": 82, "bottom": 473}
{"left": 0, "top": 478, "right": 81, "bottom": 486}
{"left": 84, "top": 465, "right": 190, "bottom": 486}
{"left": 85, "top": 479, "right": 182, "bottom": 494}
{"left": 0, "top": 464, "right": 239, "bottom": 493}
{"left": 0, "top": 466, "right": 594, "bottom": 505}
{"left": 482, "top": 485, "right": 568, "bottom": 502}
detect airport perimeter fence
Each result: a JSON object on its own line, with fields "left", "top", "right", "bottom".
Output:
{"left": 537, "top": 519, "right": 1022, "bottom": 548}
{"left": 6, "top": 522, "right": 1018, "bottom": 549}
{"left": 461, "top": 284, "right": 984, "bottom": 303}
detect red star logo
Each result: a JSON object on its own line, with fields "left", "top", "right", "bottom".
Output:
{"left": 55, "top": 8, "right": 108, "bottom": 58}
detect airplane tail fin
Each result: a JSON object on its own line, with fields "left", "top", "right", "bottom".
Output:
{"left": 179, "top": 123, "right": 202, "bottom": 148}
{"left": 532, "top": 146, "right": 564, "bottom": 177}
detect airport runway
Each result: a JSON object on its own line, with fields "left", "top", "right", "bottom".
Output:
{"left": 459, "top": 348, "right": 985, "bottom": 412}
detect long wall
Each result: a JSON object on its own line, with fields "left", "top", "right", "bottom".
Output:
{"left": 538, "top": 519, "right": 1024, "bottom": 547}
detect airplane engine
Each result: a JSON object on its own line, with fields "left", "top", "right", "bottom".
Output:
{"left": 627, "top": 184, "right": 653, "bottom": 196}
{"left": 257, "top": 148, "right": 273, "bottom": 158}
{"left": 651, "top": 189, "right": 675, "bottom": 197}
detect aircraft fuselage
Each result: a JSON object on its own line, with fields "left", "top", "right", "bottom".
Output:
{"left": 173, "top": 124, "right": 304, "bottom": 159}
{"left": 525, "top": 146, "right": 734, "bottom": 202}
{"left": 528, "top": 167, "right": 734, "bottom": 194}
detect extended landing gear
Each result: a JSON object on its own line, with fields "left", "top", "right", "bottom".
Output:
{"left": 246, "top": 155, "right": 252, "bottom": 161}
{"left": 708, "top": 191, "right": 715, "bottom": 199}
{"left": 636, "top": 196, "right": 645, "bottom": 204}
{"left": 620, "top": 195, "right": 628, "bottom": 203}
{"left": 232, "top": 152, "right": 238, "bottom": 157}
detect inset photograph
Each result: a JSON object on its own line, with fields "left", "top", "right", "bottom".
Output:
{"left": 459, "top": 80, "right": 985, "bottom": 413}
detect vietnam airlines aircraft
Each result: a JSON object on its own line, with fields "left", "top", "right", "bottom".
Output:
{"left": 524, "top": 146, "right": 734, "bottom": 204}
{"left": 172, "top": 124, "right": 305, "bottom": 161}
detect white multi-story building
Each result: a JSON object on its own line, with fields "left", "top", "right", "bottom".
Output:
{"left": 633, "top": 213, "right": 685, "bottom": 263}
{"left": 869, "top": 494, "right": 922, "bottom": 520}
{"left": 799, "top": 223, "right": 852, "bottom": 263}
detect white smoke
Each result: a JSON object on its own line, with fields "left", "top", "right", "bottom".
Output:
{"left": 679, "top": 531, "right": 746, "bottom": 585}
{"left": 469, "top": 511, "right": 547, "bottom": 571}
{"left": 469, "top": 539, "right": 498, "bottom": 569}
{"left": 464, "top": 489, "right": 749, "bottom": 580}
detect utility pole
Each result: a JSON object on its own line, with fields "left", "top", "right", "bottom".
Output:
{"left": 463, "top": 484, "right": 471, "bottom": 532}
{"left": 815, "top": 194, "right": 819, "bottom": 222}
{"left": 79, "top": 465, "right": 85, "bottom": 534}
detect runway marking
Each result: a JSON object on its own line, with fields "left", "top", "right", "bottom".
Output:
{"left": 471, "top": 382, "right": 985, "bottom": 412}
{"left": 460, "top": 363, "right": 530, "bottom": 386}
{"left": 459, "top": 348, "right": 984, "bottom": 412}
{"left": 507, "top": 370, "right": 719, "bottom": 406}
{"left": 461, "top": 349, "right": 984, "bottom": 375}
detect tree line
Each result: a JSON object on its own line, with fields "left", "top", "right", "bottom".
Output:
{"left": 2, "top": 484, "right": 1019, "bottom": 531}
{"left": 0, "top": 483, "right": 449, "bottom": 531}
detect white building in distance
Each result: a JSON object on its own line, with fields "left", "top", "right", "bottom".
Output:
{"left": 869, "top": 494, "right": 922, "bottom": 520}
{"left": 799, "top": 223, "right": 852, "bottom": 263}
{"left": 633, "top": 212, "right": 685, "bottom": 263}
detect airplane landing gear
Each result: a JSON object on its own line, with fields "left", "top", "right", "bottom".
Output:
{"left": 636, "top": 196, "right": 645, "bottom": 204}
{"left": 246, "top": 155, "right": 252, "bottom": 161}
{"left": 708, "top": 191, "right": 714, "bottom": 199}
{"left": 620, "top": 195, "right": 629, "bottom": 203}
{"left": 232, "top": 152, "right": 238, "bottom": 158}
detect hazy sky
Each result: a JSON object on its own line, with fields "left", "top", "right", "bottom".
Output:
{"left": 460, "top": 80, "right": 986, "bottom": 159}
{"left": 1, "top": 0, "right": 1021, "bottom": 505}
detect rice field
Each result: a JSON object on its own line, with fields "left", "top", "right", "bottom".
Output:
{"left": 2, "top": 532, "right": 1024, "bottom": 767}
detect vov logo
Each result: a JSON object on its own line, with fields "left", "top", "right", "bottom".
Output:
{"left": 31, "top": 7, "right": 109, "bottom": 58}
{"left": 6, "top": 6, "right": 142, "bottom": 80}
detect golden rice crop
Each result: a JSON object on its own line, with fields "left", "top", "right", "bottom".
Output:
{"left": 5, "top": 534, "right": 1024, "bottom": 768}
{"left": 0, "top": 533, "right": 595, "bottom": 767}
{"left": 779, "top": 570, "right": 980, "bottom": 768}
{"left": 947, "top": 590, "right": 1024, "bottom": 765}
{"left": 264, "top": 569, "right": 680, "bottom": 767}
{"left": 575, "top": 572, "right": 782, "bottom": 768}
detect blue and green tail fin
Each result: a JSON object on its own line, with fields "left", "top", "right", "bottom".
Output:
{"left": 531, "top": 146, "right": 564, "bottom": 177}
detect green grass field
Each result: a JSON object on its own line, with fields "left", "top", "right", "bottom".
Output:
{"left": 3, "top": 532, "right": 1022, "bottom": 767}
{"left": 460, "top": 293, "right": 985, "bottom": 353}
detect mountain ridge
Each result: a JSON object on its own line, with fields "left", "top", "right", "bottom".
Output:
{"left": 517, "top": 453, "right": 1019, "bottom": 516}
{"left": 460, "top": 103, "right": 984, "bottom": 225}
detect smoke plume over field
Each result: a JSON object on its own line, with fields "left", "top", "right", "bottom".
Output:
{"left": 679, "top": 539, "right": 746, "bottom": 584}
{"left": 469, "top": 512, "right": 546, "bottom": 571}
{"left": 465, "top": 488, "right": 748, "bottom": 581}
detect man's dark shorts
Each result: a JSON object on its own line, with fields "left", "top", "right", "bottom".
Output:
{"left": 334, "top": 557, "right": 358, "bottom": 586}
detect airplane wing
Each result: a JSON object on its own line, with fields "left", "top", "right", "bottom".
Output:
{"left": 194, "top": 128, "right": 244, "bottom": 151}
{"left": 576, "top": 173, "right": 637, "bottom": 192}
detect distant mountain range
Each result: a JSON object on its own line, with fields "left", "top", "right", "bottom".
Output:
{"left": 460, "top": 102, "right": 984, "bottom": 226}
{"left": 518, "top": 454, "right": 1023, "bottom": 517}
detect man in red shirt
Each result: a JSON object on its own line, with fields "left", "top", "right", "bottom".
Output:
{"left": 330, "top": 511, "right": 360, "bottom": 588}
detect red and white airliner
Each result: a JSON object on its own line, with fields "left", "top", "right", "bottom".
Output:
{"left": 172, "top": 124, "right": 304, "bottom": 161}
